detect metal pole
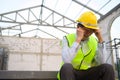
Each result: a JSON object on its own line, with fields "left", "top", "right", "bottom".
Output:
{"left": 114, "top": 39, "right": 120, "bottom": 80}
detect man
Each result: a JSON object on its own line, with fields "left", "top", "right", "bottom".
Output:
{"left": 57, "top": 11, "right": 115, "bottom": 80}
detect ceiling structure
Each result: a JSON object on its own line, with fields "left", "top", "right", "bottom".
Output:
{"left": 0, "top": 0, "right": 120, "bottom": 39}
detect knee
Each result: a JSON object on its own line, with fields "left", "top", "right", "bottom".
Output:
{"left": 101, "top": 63, "right": 114, "bottom": 71}
{"left": 61, "top": 63, "right": 73, "bottom": 71}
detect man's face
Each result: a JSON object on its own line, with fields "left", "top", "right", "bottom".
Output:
{"left": 77, "top": 23, "right": 94, "bottom": 40}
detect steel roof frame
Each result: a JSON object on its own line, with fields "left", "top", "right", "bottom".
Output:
{"left": 0, "top": 0, "right": 119, "bottom": 39}
{"left": 0, "top": 5, "right": 76, "bottom": 39}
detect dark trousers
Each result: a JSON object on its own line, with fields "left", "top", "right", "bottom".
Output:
{"left": 60, "top": 63, "right": 115, "bottom": 80}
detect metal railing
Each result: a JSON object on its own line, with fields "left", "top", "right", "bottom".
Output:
{"left": 106, "top": 38, "right": 120, "bottom": 80}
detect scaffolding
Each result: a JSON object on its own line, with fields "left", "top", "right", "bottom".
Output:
{"left": 106, "top": 38, "right": 120, "bottom": 80}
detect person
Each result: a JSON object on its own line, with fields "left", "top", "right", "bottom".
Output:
{"left": 57, "top": 11, "right": 115, "bottom": 80}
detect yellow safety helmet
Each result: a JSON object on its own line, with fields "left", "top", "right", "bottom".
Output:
{"left": 76, "top": 11, "right": 99, "bottom": 29}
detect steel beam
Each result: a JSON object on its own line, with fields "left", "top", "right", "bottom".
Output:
{"left": 72, "top": 0, "right": 103, "bottom": 17}
{"left": 0, "top": 5, "right": 76, "bottom": 38}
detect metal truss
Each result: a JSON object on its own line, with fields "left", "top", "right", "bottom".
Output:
{"left": 0, "top": 5, "right": 76, "bottom": 39}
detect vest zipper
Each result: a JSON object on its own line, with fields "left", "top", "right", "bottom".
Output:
{"left": 78, "top": 50, "right": 92, "bottom": 70}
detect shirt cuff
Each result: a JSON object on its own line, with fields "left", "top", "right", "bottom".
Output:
{"left": 72, "top": 42, "right": 80, "bottom": 48}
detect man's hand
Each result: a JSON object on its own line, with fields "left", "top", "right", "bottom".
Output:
{"left": 94, "top": 29, "right": 103, "bottom": 43}
{"left": 76, "top": 27, "right": 84, "bottom": 43}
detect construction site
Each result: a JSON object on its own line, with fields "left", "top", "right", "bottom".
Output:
{"left": 0, "top": 0, "right": 120, "bottom": 80}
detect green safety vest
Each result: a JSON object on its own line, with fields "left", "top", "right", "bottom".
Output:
{"left": 57, "top": 33, "right": 98, "bottom": 80}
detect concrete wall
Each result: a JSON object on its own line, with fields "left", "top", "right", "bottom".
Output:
{"left": 98, "top": 7, "right": 120, "bottom": 65}
{"left": 0, "top": 36, "right": 62, "bottom": 71}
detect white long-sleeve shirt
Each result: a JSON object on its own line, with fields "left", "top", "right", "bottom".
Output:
{"left": 62, "top": 36, "right": 106, "bottom": 64}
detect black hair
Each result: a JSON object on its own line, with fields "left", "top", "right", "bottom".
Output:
{"left": 77, "top": 23, "right": 85, "bottom": 28}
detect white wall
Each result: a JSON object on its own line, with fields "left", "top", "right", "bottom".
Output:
{"left": 0, "top": 36, "right": 62, "bottom": 71}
